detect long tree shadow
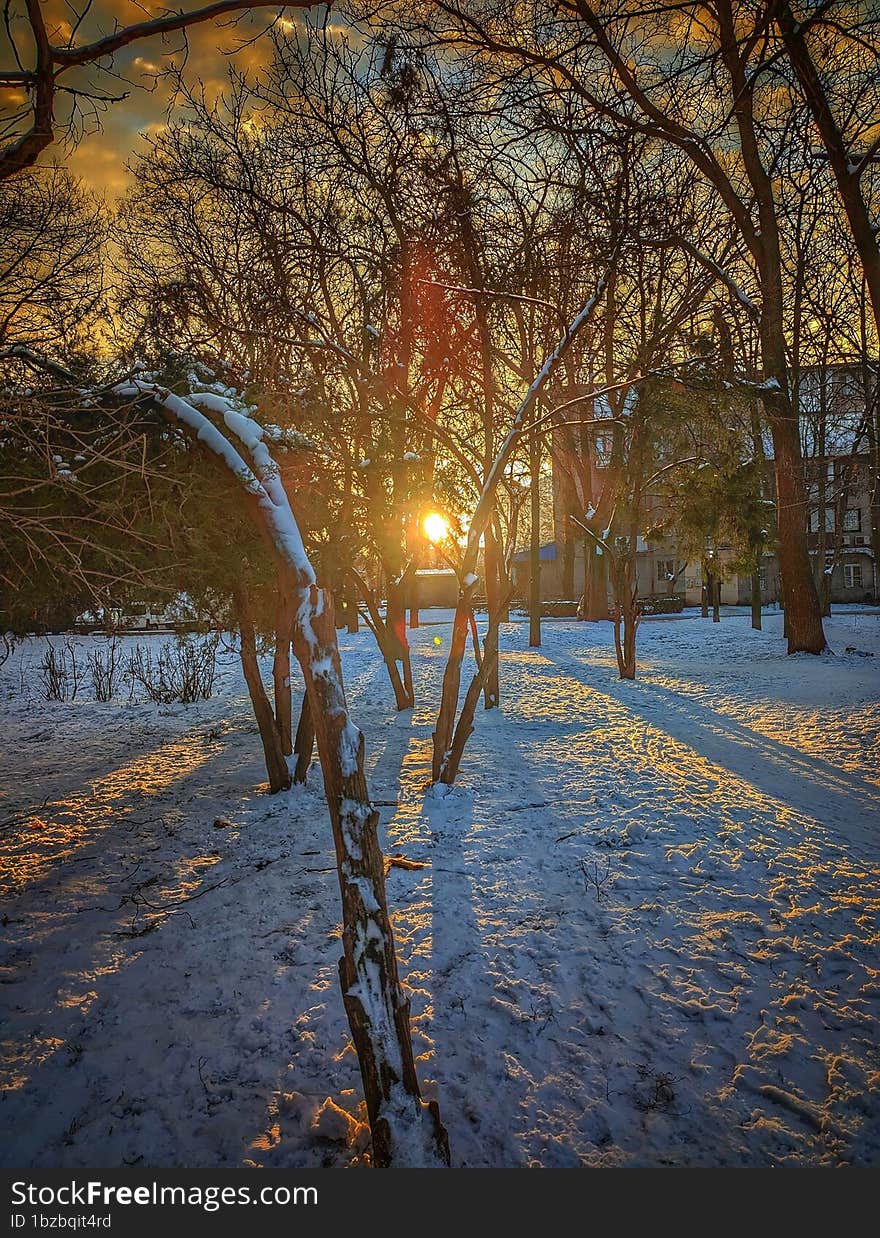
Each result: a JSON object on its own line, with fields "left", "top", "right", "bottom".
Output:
{"left": 0, "top": 702, "right": 370, "bottom": 1170}
{"left": 2, "top": 644, "right": 415, "bottom": 1169}
{"left": 419, "top": 775, "right": 549, "bottom": 1168}
{"left": 550, "top": 647, "right": 880, "bottom": 849}
{"left": 0, "top": 789, "right": 366, "bottom": 1168}
{"left": 484, "top": 640, "right": 880, "bottom": 1165}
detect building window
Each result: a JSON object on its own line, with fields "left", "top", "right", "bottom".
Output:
{"left": 843, "top": 508, "right": 862, "bottom": 532}
{"left": 758, "top": 568, "right": 767, "bottom": 590}
{"left": 809, "top": 507, "right": 835, "bottom": 533}
{"left": 844, "top": 564, "right": 863, "bottom": 590}
{"left": 657, "top": 558, "right": 675, "bottom": 582}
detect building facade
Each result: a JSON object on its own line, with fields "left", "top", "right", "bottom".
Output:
{"left": 516, "top": 455, "right": 875, "bottom": 607}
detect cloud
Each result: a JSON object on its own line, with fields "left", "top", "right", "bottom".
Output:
{"left": 2, "top": 0, "right": 290, "bottom": 196}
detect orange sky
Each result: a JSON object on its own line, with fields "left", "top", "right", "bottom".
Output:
{"left": 1, "top": 2, "right": 303, "bottom": 196}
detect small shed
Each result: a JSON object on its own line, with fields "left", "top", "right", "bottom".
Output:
{"left": 414, "top": 568, "right": 460, "bottom": 608}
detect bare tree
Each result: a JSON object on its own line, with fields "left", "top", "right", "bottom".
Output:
{"left": 111, "top": 372, "right": 450, "bottom": 1167}
{"left": 0, "top": 1, "right": 324, "bottom": 180}
{"left": 432, "top": 278, "right": 608, "bottom": 785}
{"left": 0, "top": 371, "right": 189, "bottom": 615}
{"left": 770, "top": 1, "right": 880, "bottom": 590}
{"left": 430, "top": 0, "right": 828, "bottom": 653}
{"left": 0, "top": 167, "right": 104, "bottom": 356}
{"left": 771, "top": 1, "right": 880, "bottom": 340}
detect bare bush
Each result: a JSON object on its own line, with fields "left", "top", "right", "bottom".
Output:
{"left": 580, "top": 855, "right": 615, "bottom": 903}
{"left": 126, "top": 634, "right": 219, "bottom": 704}
{"left": 39, "top": 639, "right": 80, "bottom": 700}
{"left": 87, "top": 637, "right": 124, "bottom": 701}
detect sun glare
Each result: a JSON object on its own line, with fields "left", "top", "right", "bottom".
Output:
{"left": 422, "top": 512, "right": 450, "bottom": 544}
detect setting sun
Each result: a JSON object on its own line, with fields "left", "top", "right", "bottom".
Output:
{"left": 422, "top": 511, "right": 450, "bottom": 543}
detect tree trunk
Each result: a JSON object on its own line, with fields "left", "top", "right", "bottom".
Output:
{"left": 351, "top": 573, "right": 414, "bottom": 710}
{"left": 613, "top": 607, "right": 637, "bottom": 680}
{"left": 529, "top": 417, "right": 542, "bottom": 647}
{"left": 867, "top": 389, "right": 880, "bottom": 602}
{"left": 273, "top": 599, "right": 294, "bottom": 756}
{"left": 609, "top": 551, "right": 638, "bottom": 680}
{"left": 767, "top": 408, "right": 825, "bottom": 651}
{"left": 293, "top": 689, "right": 314, "bottom": 785}
{"left": 561, "top": 536, "right": 575, "bottom": 599}
{"left": 496, "top": 554, "right": 511, "bottom": 623}
{"left": 482, "top": 525, "right": 502, "bottom": 708}
{"left": 235, "top": 592, "right": 291, "bottom": 795}
{"left": 386, "top": 574, "right": 415, "bottom": 709}
{"left": 291, "top": 584, "right": 449, "bottom": 1167}
{"left": 581, "top": 540, "right": 609, "bottom": 621}
{"left": 402, "top": 645, "right": 415, "bottom": 712}
{"left": 408, "top": 563, "right": 419, "bottom": 629}
{"left": 428, "top": 280, "right": 608, "bottom": 783}
{"left": 715, "top": 0, "right": 826, "bottom": 654}
{"left": 819, "top": 568, "right": 832, "bottom": 617}
{"left": 622, "top": 608, "right": 637, "bottom": 678}
{"left": 440, "top": 616, "right": 502, "bottom": 786}
{"left": 432, "top": 595, "right": 473, "bottom": 782}
{"left": 751, "top": 562, "right": 762, "bottom": 631}
{"left": 141, "top": 380, "right": 449, "bottom": 1167}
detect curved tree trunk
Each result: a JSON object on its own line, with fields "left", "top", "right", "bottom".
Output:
{"left": 138, "top": 381, "right": 449, "bottom": 1166}
{"left": 291, "top": 584, "right": 449, "bottom": 1166}
{"left": 431, "top": 281, "right": 609, "bottom": 783}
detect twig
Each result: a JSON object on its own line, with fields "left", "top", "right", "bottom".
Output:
{"left": 385, "top": 855, "right": 430, "bottom": 874}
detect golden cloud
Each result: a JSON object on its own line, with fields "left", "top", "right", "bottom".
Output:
{"left": 1, "top": 1, "right": 293, "bottom": 196}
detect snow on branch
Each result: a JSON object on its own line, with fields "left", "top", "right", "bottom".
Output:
{"left": 650, "top": 235, "right": 760, "bottom": 322}
{"left": 462, "top": 275, "right": 609, "bottom": 571}
{"left": 114, "top": 379, "right": 316, "bottom": 591}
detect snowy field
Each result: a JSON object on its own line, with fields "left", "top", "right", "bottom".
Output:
{"left": 1, "top": 610, "right": 878, "bottom": 1168}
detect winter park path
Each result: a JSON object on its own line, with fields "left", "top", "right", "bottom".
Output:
{"left": 0, "top": 614, "right": 878, "bottom": 1167}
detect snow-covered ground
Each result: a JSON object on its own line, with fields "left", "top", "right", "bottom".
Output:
{"left": 1, "top": 611, "right": 878, "bottom": 1168}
